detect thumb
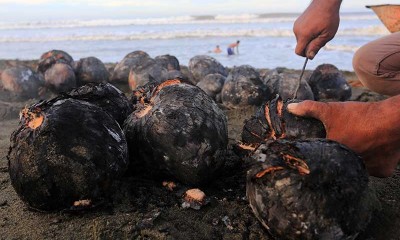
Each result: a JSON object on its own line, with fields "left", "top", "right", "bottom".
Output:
{"left": 287, "top": 100, "right": 330, "bottom": 121}
{"left": 305, "top": 36, "right": 330, "bottom": 59}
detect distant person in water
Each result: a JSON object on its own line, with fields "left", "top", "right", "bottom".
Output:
{"left": 227, "top": 40, "right": 240, "bottom": 55}
{"left": 213, "top": 45, "right": 222, "bottom": 54}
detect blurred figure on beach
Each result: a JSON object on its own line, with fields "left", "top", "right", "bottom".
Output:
{"left": 227, "top": 40, "right": 240, "bottom": 55}
{"left": 213, "top": 45, "right": 222, "bottom": 54}
{"left": 290, "top": 0, "right": 400, "bottom": 178}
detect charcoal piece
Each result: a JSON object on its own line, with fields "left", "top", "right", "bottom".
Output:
{"left": 124, "top": 80, "right": 228, "bottom": 185}
{"left": 73, "top": 57, "right": 109, "bottom": 85}
{"left": 264, "top": 72, "right": 314, "bottom": 101}
{"left": 37, "top": 50, "right": 74, "bottom": 74}
{"left": 221, "top": 65, "right": 267, "bottom": 109}
{"left": 155, "top": 54, "right": 180, "bottom": 71}
{"left": 66, "top": 83, "right": 133, "bottom": 125}
{"left": 8, "top": 98, "right": 128, "bottom": 211}
{"left": 111, "top": 51, "right": 150, "bottom": 83}
{"left": 247, "top": 139, "right": 374, "bottom": 240}
{"left": 196, "top": 73, "right": 226, "bottom": 100}
{"left": 307, "top": 64, "right": 352, "bottom": 101}
{"left": 128, "top": 58, "right": 167, "bottom": 90}
{"left": 242, "top": 96, "right": 325, "bottom": 144}
{"left": 0, "top": 66, "right": 44, "bottom": 101}
{"left": 44, "top": 63, "right": 77, "bottom": 93}
{"left": 188, "top": 55, "right": 228, "bottom": 84}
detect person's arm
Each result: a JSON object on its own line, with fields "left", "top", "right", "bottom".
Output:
{"left": 293, "top": 0, "right": 342, "bottom": 59}
{"left": 287, "top": 95, "right": 400, "bottom": 177}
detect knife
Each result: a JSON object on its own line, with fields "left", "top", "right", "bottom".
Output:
{"left": 293, "top": 57, "right": 308, "bottom": 99}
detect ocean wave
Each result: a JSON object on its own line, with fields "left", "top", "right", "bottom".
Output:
{"left": 323, "top": 44, "right": 359, "bottom": 52}
{"left": 0, "top": 13, "right": 377, "bottom": 30}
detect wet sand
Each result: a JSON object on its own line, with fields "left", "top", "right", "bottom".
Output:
{"left": 0, "top": 60, "right": 399, "bottom": 239}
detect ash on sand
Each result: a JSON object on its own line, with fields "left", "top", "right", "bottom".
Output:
{"left": 0, "top": 60, "right": 399, "bottom": 239}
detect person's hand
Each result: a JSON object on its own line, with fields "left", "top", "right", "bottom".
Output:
{"left": 293, "top": 0, "right": 341, "bottom": 59}
{"left": 287, "top": 98, "right": 400, "bottom": 177}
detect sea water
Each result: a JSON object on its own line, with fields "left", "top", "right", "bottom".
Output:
{"left": 0, "top": 12, "right": 388, "bottom": 71}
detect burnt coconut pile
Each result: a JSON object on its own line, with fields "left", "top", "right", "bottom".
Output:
{"left": 247, "top": 139, "right": 374, "bottom": 239}
{"left": 307, "top": 63, "right": 352, "bottom": 101}
{"left": 73, "top": 56, "right": 110, "bottom": 85}
{"left": 124, "top": 79, "right": 228, "bottom": 185}
{"left": 188, "top": 55, "right": 228, "bottom": 85}
{"left": 8, "top": 91, "right": 129, "bottom": 211}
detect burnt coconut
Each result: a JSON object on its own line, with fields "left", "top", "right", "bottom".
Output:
{"left": 65, "top": 83, "right": 133, "bottom": 126}
{"left": 73, "top": 57, "right": 109, "bottom": 86}
{"left": 44, "top": 63, "right": 77, "bottom": 93}
{"left": 155, "top": 54, "right": 180, "bottom": 71}
{"left": 196, "top": 73, "right": 226, "bottom": 101}
{"left": 242, "top": 95, "right": 325, "bottom": 144}
{"left": 37, "top": 50, "right": 74, "bottom": 75}
{"left": 0, "top": 66, "right": 44, "bottom": 101}
{"left": 128, "top": 57, "right": 167, "bottom": 90}
{"left": 264, "top": 72, "right": 314, "bottom": 101}
{"left": 307, "top": 64, "right": 352, "bottom": 101}
{"left": 247, "top": 139, "right": 374, "bottom": 240}
{"left": 124, "top": 80, "right": 228, "bottom": 185}
{"left": 8, "top": 98, "right": 128, "bottom": 211}
{"left": 221, "top": 65, "right": 267, "bottom": 109}
{"left": 188, "top": 55, "right": 228, "bottom": 84}
{"left": 111, "top": 50, "right": 150, "bottom": 83}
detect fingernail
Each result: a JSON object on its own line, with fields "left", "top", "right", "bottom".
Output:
{"left": 287, "top": 103, "right": 299, "bottom": 112}
{"left": 308, "top": 51, "right": 315, "bottom": 59}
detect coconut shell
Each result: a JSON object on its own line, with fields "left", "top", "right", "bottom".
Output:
{"left": 242, "top": 96, "right": 325, "bottom": 144}
{"left": 264, "top": 72, "right": 314, "bottom": 101}
{"left": 128, "top": 58, "right": 167, "bottom": 90}
{"left": 8, "top": 98, "right": 128, "bottom": 211}
{"left": 307, "top": 64, "right": 352, "bottom": 101}
{"left": 44, "top": 63, "right": 77, "bottom": 93}
{"left": 73, "top": 57, "right": 109, "bottom": 86}
{"left": 221, "top": 65, "right": 268, "bottom": 109}
{"left": 111, "top": 51, "right": 150, "bottom": 83}
{"left": 247, "top": 139, "right": 375, "bottom": 240}
{"left": 196, "top": 73, "right": 226, "bottom": 100}
{"left": 65, "top": 83, "right": 133, "bottom": 125}
{"left": 0, "top": 66, "right": 44, "bottom": 101}
{"left": 37, "top": 50, "right": 74, "bottom": 75}
{"left": 123, "top": 80, "right": 228, "bottom": 185}
{"left": 188, "top": 55, "right": 228, "bottom": 84}
{"left": 155, "top": 54, "right": 180, "bottom": 71}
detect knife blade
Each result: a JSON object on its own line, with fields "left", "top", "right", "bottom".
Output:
{"left": 293, "top": 57, "right": 308, "bottom": 99}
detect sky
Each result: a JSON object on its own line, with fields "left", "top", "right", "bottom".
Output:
{"left": 0, "top": 0, "right": 398, "bottom": 21}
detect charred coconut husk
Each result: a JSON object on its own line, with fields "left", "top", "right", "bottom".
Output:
{"left": 66, "top": 83, "right": 133, "bottom": 125}
{"left": 221, "top": 65, "right": 267, "bottom": 109}
{"left": 0, "top": 66, "right": 44, "bottom": 101}
{"left": 37, "top": 50, "right": 74, "bottom": 75}
{"left": 247, "top": 139, "right": 374, "bottom": 240}
{"left": 111, "top": 50, "right": 150, "bottom": 83}
{"left": 196, "top": 73, "right": 226, "bottom": 101}
{"left": 264, "top": 72, "right": 314, "bottom": 101}
{"left": 8, "top": 98, "right": 128, "bottom": 211}
{"left": 155, "top": 54, "right": 181, "bottom": 71}
{"left": 307, "top": 64, "right": 352, "bottom": 101}
{"left": 44, "top": 63, "right": 77, "bottom": 93}
{"left": 188, "top": 55, "right": 228, "bottom": 84}
{"left": 73, "top": 57, "right": 109, "bottom": 86}
{"left": 128, "top": 58, "right": 167, "bottom": 90}
{"left": 124, "top": 80, "right": 228, "bottom": 185}
{"left": 242, "top": 96, "right": 325, "bottom": 144}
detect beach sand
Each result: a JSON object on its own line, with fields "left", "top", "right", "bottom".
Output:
{"left": 0, "top": 60, "right": 399, "bottom": 239}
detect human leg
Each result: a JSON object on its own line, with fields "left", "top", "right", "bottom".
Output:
{"left": 352, "top": 32, "right": 400, "bottom": 96}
